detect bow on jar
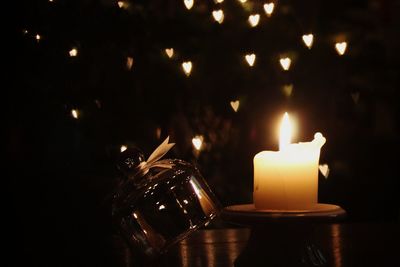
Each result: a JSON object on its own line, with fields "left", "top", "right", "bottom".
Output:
{"left": 132, "top": 137, "right": 175, "bottom": 179}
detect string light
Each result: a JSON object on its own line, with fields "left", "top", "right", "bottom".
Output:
{"left": 335, "top": 42, "right": 347, "bottom": 55}
{"left": 245, "top": 53, "right": 256, "bottom": 67}
{"left": 184, "top": 0, "right": 194, "bottom": 10}
{"left": 212, "top": 9, "right": 224, "bottom": 24}
{"left": 126, "top": 56, "right": 134, "bottom": 70}
{"left": 230, "top": 100, "right": 240, "bottom": 112}
{"left": 165, "top": 48, "right": 174, "bottom": 58}
{"left": 29, "top": 1, "right": 359, "bottom": 162}
{"left": 279, "top": 57, "right": 291, "bottom": 71}
{"left": 319, "top": 164, "right": 329, "bottom": 178}
{"left": 117, "top": 1, "right": 129, "bottom": 9}
{"left": 302, "top": 33, "right": 314, "bottom": 49}
{"left": 69, "top": 48, "right": 78, "bottom": 57}
{"left": 192, "top": 136, "right": 203, "bottom": 151}
{"left": 282, "top": 84, "right": 293, "bottom": 97}
{"left": 120, "top": 145, "right": 128, "bottom": 152}
{"left": 248, "top": 14, "right": 260, "bottom": 27}
{"left": 263, "top": 3, "right": 275, "bottom": 17}
{"left": 71, "top": 109, "right": 79, "bottom": 119}
{"left": 182, "top": 61, "right": 192, "bottom": 76}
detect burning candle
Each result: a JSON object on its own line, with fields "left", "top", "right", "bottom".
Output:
{"left": 253, "top": 113, "right": 326, "bottom": 210}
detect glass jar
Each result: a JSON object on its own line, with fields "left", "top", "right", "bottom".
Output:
{"left": 112, "top": 150, "right": 220, "bottom": 260}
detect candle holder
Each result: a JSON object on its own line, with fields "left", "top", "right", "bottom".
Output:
{"left": 222, "top": 203, "right": 346, "bottom": 267}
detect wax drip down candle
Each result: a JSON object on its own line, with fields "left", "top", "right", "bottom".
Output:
{"left": 253, "top": 113, "right": 326, "bottom": 210}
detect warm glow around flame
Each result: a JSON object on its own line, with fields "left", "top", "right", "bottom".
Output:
{"left": 279, "top": 112, "right": 291, "bottom": 150}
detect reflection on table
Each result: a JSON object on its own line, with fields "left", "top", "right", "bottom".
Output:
{"left": 158, "top": 223, "right": 399, "bottom": 267}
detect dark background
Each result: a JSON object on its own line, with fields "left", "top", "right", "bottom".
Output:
{"left": 9, "top": 0, "right": 400, "bottom": 266}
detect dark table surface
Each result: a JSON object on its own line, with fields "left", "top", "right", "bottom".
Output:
{"left": 149, "top": 223, "right": 399, "bottom": 267}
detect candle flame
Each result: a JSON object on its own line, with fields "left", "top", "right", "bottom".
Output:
{"left": 279, "top": 112, "right": 291, "bottom": 150}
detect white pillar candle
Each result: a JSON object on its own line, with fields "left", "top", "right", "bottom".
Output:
{"left": 253, "top": 113, "right": 326, "bottom": 210}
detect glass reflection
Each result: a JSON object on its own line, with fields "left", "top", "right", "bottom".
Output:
{"left": 179, "top": 241, "right": 190, "bottom": 267}
{"left": 203, "top": 231, "right": 216, "bottom": 267}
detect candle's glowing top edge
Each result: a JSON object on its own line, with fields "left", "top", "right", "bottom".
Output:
{"left": 255, "top": 132, "right": 326, "bottom": 158}
{"left": 254, "top": 150, "right": 280, "bottom": 159}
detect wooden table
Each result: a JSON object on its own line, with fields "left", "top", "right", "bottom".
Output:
{"left": 150, "top": 223, "right": 399, "bottom": 267}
